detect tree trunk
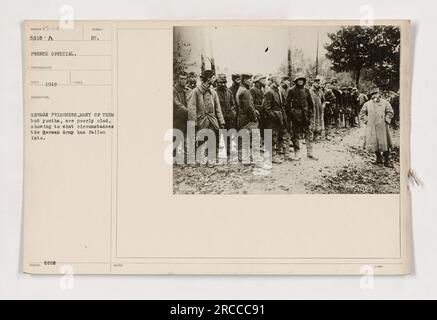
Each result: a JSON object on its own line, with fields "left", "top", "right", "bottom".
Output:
{"left": 355, "top": 68, "right": 361, "bottom": 89}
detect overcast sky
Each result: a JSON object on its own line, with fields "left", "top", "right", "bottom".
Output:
{"left": 176, "top": 25, "right": 340, "bottom": 75}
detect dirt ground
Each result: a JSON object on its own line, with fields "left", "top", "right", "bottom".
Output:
{"left": 173, "top": 126, "right": 400, "bottom": 194}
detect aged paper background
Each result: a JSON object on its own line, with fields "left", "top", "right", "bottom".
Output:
{"left": 23, "top": 20, "right": 411, "bottom": 274}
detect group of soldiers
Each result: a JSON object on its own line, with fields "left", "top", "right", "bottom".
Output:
{"left": 173, "top": 69, "right": 399, "bottom": 166}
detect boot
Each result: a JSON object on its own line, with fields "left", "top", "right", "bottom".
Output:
{"left": 306, "top": 142, "right": 318, "bottom": 160}
{"left": 374, "top": 152, "right": 383, "bottom": 165}
{"left": 292, "top": 149, "right": 301, "bottom": 161}
{"left": 383, "top": 151, "right": 394, "bottom": 168}
{"left": 272, "top": 154, "right": 283, "bottom": 164}
{"left": 307, "top": 153, "right": 319, "bottom": 160}
{"left": 283, "top": 152, "right": 294, "bottom": 161}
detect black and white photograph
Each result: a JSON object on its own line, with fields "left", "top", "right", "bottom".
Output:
{"left": 173, "top": 24, "right": 401, "bottom": 194}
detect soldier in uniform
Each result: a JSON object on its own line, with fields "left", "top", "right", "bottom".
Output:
{"left": 187, "top": 70, "right": 225, "bottom": 164}
{"left": 236, "top": 74, "right": 261, "bottom": 165}
{"left": 323, "top": 82, "right": 337, "bottom": 129}
{"left": 310, "top": 75, "right": 325, "bottom": 140}
{"left": 279, "top": 75, "right": 290, "bottom": 102}
{"left": 216, "top": 74, "right": 237, "bottom": 157}
{"left": 173, "top": 72, "right": 190, "bottom": 161}
{"left": 350, "top": 87, "right": 360, "bottom": 127}
{"left": 187, "top": 71, "right": 197, "bottom": 90}
{"left": 250, "top": 74, "right": 266, "bottom": 114}
{"left": 262, "top": 74, "right": 291, "bottom": 163}
{"left": 330, "top": 80, "right": 342, "bottom": 127}
{"left": 188, "top": 69, "right": 225, "bottom": 131}
{"left": 173, "top": 72, "right": 190, "bottom": 133}
{"left": 216, "top": 74, "right": 237, "bottom": 130}
{"left": 236, "top": 74, "right": 258, "bottom": 130}
{"left": 338, "top": 86, "right": 349, "bottom": 127}
{"left": 250, "top": 74, "right": 266, "bottom": 138}
{"left": 358, "top": 90, "right": 369, "bottom": 111}
{"left": 286, "top": 73, "right": 317, "bottom": 160}
{"left": 344, "top": 86, "right": 355, "bottom": 127}
{"left": 229, "top": 74, "right": 241, "bottom": 102}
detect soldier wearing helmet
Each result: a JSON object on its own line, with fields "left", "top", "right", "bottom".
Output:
{"left": 285, "top": 73, "right": 318, "bottom": 160}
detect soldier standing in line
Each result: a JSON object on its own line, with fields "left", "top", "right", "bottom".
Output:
{"left": 173, "top": 72, "right": 190, "bottom": 162}
{"left": 323, "top": 82, "right": 337, "bottom": 129}
{"left": 358, "top": 90, "right": 369, "bottom": 110}
{"left": 279, "top": 75, "right": 290, "bottom": 103}
{"left": 216, "top": 74, "right": 238, "bottom": 158}
{"left": 187, "top": 71, "right": 198, "bottom": 90}
{"left": 229, "top": 74, "right": 241, "bottom": 102}
{"left": 236, "top": 74, "right": 262, "bottom": 165}
{"left": 216, "top": 74, "right": 237, "bottom": 130}
{"left": 250, "top": 74, "right": 266, "bottom": 139}
{"left": 187, "top": 70, "right": 225, "bottom": 164}
{"left": 236, "top": 74, "right": 258, "bottom": 130}
{"left": 344, "top": 86, "right": 356, "bottom": 127}
{"left": 350, "top": 87, "right": 360, "bottom": 127}
{"left": 330, "top": 80, "right": 343, "bottom": 127}
{"left": 262, "top": 74, "right": 292, "bottom": 163}
{"left": 310, "top": 76, "right": 325, "bottom": 140}
{"left": 286, "top": 73, "right": 318, "bottom": 160}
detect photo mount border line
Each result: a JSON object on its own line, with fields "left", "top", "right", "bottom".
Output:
{"left": 113, "top": 24, "right": 404, "bottom": 264}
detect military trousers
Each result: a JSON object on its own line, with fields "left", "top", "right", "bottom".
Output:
{"left": 291, "top": 122, "right": 314, "bottom": 156}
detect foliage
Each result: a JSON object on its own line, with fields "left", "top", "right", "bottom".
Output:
{"left": 173, "top": 31, "right": 196, "bottom": 81}
{"left": 325, "top": 26, "right": 400, "bottom": 90}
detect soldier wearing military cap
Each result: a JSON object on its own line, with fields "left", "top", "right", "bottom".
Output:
{"left": 360, "top": 87, "right": 395, "bottom": 168}
{"left": 216, "top": 74, "right": 237, "bottom": 130}
{"left": 262, "top": 74, "right": 291, "bottom": 163}
{"left": 187, "top": 69, "right": 225, "bottom": 132}
{"left": 236, "top": 74, "right": 262, "bottom": 165}
{"left": 229, "top": 74, "right": 241, "bottom": 103}
{"left": 279, "top": 75, "right": 290, "bottom": 103}
{"left": 236, "top": 74, "right": 258, "bottom": 129}
{"left": 173, "top": 71, "right": 190, "bottom": 133}
{"left": 341, "top": 86, "right": 354, "bottom": 128}
{"left": 310, "top": 75, "right": 325, "bottom": 140}
{"left": 250, "top": 74, "right": 267, "bottom": 135}
{"left": 187, "top": 71, "right": 198, "bottom": 90}
{"left": 323, "top": 81, "right": 338, "bottom": 128}
{"left": 350, "top": 86, "right": 360, "bottom": 127}
{"left": 286, "top": 72, "right": 317, "bottom": 160}
{"left": 187, "top": 70, "right": 225, "bottom": 164}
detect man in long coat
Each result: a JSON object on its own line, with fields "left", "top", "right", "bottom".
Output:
{"left": 236, "top": 74, "right": 258, "bottom": 130}
{"left": 187, "top": 69, "right": 225, "bottom": 131}
{"left": 359, "top": 88, "right": 394, "bottom": 168}
{"left": 279, "top": 75, "right": 290, "bottom": 102}
{"left": 262, "top": 74, "right": 291, "bottom": 163}
{"left": 250, "top": 74, "right": 266, "bottom": 116}
{"left": 310, "top": 76, "right": 325, "bottom": 140}
{"left": 250, "top": 74, "right": 266, "bottom": 138}
{"left": 216, "top": 74, "right": 237, "bottom": 130}
{"left": 229, "top": 74, "right": 241, "bottom": 104}
{"left": 173, "top": 72, "right": 190, "bottom": 133}
{"left": 236, "top": 74, "right": 261, "bottom": 165}
{"left": 187, "top": 70, "right": 225, "bottom": 164}
{"left": 323, "top": 82, "right": 337, "bottom": 128}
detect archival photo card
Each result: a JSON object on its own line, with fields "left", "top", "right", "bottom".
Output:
{"left": 23, "top": 20, "right": 411, "bottom": 275}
